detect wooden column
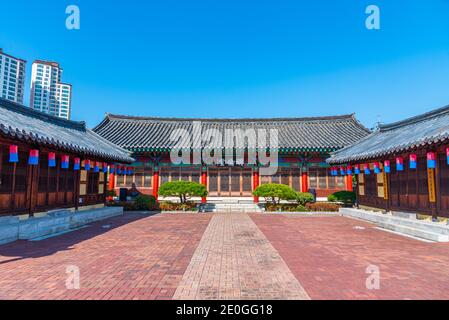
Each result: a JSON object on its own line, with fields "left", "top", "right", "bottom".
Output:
{"left": 253, "top": 169, "right": 260, "bottom": 203}
{"left": 346, "top": 174, "right": 353, "bottom": 192}
{"left": 301, "top": 169, "right": 309, "bottom": 193}
{"left": 201, "top": 167, "right": 207, "bottom": 204}
{"left": 108, "top": 172, "right": 115, "bottom": 192}
{"left": 153, "top": 167, "right": 160, "bottom": 200}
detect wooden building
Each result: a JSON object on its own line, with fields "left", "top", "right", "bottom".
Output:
{"left": 328, "top": 105, "right": 449, "bottom": 218}
{"left": 0, "top": 98, "right": 134, "bottom": 217}
{"left": 93, "top": 113, "right": 370, "bottom": 202}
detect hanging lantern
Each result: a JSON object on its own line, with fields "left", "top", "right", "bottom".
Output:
{"left": 384, "top": 160, "right": 391, "bottom": 173}
{"left": 94, "top": 161, "right": 100, "bottom": 173}
{"left": 373, "top": 162, "right": 381, "bottom": 174}
{"left": 117, "top": 165, "right": 122, "bottom": 175}
{"left": 339, "top": 166, "right": 346, "bottom": 176}
{"left": 128, "top": 167, "right": 134, "bottom": 175}
{"left": 85, "top": 160, "right": 91, "bottom": 171}
{"left": 363, "top": 164, "right": 371, "bottom": 175}
{"left": 396, "top": 157, "right": 404, "bottom": 171}
{"left": 48, "top": 152, "right": 56, "bottom": 167}
{"left": 28, "top": 150, "right": 39, "bottom": 165}
{"left": 346, "top": 165, "right": 353, "bottom": 175}
{"left": 103, "top": 162, "right": 108, "bottom": 173}
{"left": 123, "top": 166, "right": 128, "bottom": 175}
{"left": 9, "top": 145, "right": 19, "bottom": 163}
{"left": 61, "top": 155, "right": 70, "bottom": 169}
{"left": 74, "top": 158, "right": 81, "bottom": 171}
{"left": 427, "top": 152, "right": 436, "bottom": 169}
{"left": 409, "top": 154, "right": 417, "bottom": 169}
{"left": 109, "top": 164, "right": 115, "bottom": 174}
{"left": 354, "top": 164, "right": 361, "bottom": 175}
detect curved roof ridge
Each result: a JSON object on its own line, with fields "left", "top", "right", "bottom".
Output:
{"left": 104, "top": 112, "right": 359, "bottom": 123}
{"left": 379, "top": 104, "right": 449, "bottom": 132}
{"left": 0, "top": 97, "right": 86, "bottom": 131}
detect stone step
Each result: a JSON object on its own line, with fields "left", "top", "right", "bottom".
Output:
{"left": 341, "top": 208, "right": 449, "bottom": 242}
{"left": 377, "top": 221, "right": 449, "bottom": 242}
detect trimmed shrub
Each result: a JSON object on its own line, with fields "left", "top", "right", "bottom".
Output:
{"left": 159, "top": 201, "right": 197, "bottom": 212}
{"left": 296, "top": 192, "right": 315, "bottom": 206}
{"left": 328, "top": 191, "right": 356, "bottom": 207}
{"left": 134, "top": 195, "right": 158, "bottom": 210}
{"left": 253, "top": 184, "right": 297, "bottom": 204}
{"left": 306, "top": 202, "right": 340, "bottom": 212}
{"left": 265, "top": 203, "right": 308, "bottom": 212}
{"left": 159, "top": 181, "right": 208, "bottom": 203}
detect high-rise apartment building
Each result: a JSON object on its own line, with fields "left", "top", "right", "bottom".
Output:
{"left": 30, "top": 60, "right": 72, "bottom": 119}
{"left": 0, "top": 49, "right": 26, "bottom": 103}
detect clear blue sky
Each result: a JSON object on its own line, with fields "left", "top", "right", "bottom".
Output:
{"left": 1, "top": 0, "right": 449, "bottom": 128}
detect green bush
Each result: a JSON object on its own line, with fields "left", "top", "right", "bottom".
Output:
{"left": 265, "top": 204, "right": 308, "bottom": 212}
{"left": 306, "top": 202, "right": 340, "bottom": 212}
{"left": 253, "top": 184, "right": 297, "bottom": 204}
{"left": 134, "top": 195, "right": 158, "bottom": 210}
{"left": 159, "top": 181, "right": 208, "bottom": 203}
{"left": 328, "top": 191, "right": 356, "bottom": 207}
{"left": 296, "top": 192, "right": 315, "bottom": 206}
{"left": 159, "top": 201, "right": 198, "bottom": 212}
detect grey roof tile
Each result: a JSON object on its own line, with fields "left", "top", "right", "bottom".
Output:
{"left": 0, "top": 98, "right": 134, "bottom": 163}
{"left": 93, "top": 113, "right": 370, "bottom": 151}
{"left": 328, "top": 104, "right": 449, "bottom": 164}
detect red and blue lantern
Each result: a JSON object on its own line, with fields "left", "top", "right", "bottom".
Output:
{"left": 123, "top": 167, "right": 128, "bottom": 175}
{"left": 84, "top": 160, "right": 91, "bottom": 171}
{"left": 116, "top": 165, "right": 122, "bottom": 175}
{"left": 48, "top": 152, "right": 56, "bottom": 167}
{"left": 9, "top": 145, "right": 18, "bottom": 163}
{"left": 409, "top": 154, "right": 417, "bottom": 169}
{"left": 74, "top": 158, "right": 81, "bottom": 171}
{"left": 28, "top": 150, "right": 39, "bottom": 165}
{"left": 354, "top": 164, "right": 361, "bottom": 175}
{"left": 384, "top": 160, "right": 391, "bottom": 173}
{"left": 103, "top": 162, "right": 108, "bottom": 173}
{"left": 346, "top": 165, "right": 353, "bottom": 175}
{"left": 94, "top": 161, "right": 100, "bottom": 173}
{"left": 427, "top": 152, "right": 436, "bottom": 169}
{"left": 128, "top": 167, "right": 134, "bottom": 175}
{"left": 396, "top": 157, "right": 404, "bottom": 171}
{"left": 340, "top": 166, "right": 346, "bottom": 176}
{"left": 109, "top": 164, "right": 115, "bottom": 174}
{"left": 447, "top": 148, "right": 449, "bottom": 165}
{"left": 363, "top": 164, "right": 371, "bottom": 175}
{"left": 373, "top": 162, "right": 381, "bottom": 174}
{"left": 61, "top": 155, "right": 70, "bottom": 169}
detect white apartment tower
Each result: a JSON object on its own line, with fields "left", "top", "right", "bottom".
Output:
{"left": 0, "top": 49, "right": 26, "bottom": 103}
{"left": 30, "top": 60, "right": 72, "bottom": 119}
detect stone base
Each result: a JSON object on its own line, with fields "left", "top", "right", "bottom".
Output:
{"left": 0, "top": 207, "right": 123, "bottom": 245}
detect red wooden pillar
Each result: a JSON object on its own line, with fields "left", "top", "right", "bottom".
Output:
{"left": 253, "top": 169, "right": 260, "bottom": 203}
{"left": 108, "top": 173, "right": 115, "bottom": 192}
{"left": 301, "top": 169, "right": 309, "bottom": 193}
{"left": 346, "top": 174, "right": 353, "bottom": 192}
{"left": 201, "top": 167, "right": 207, "bottom": 204}
{"left": 153, "top": 167, "right": 160, "bottom": 200}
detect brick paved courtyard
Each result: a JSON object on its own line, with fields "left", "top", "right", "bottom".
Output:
{"left": 1, "top": 212, "right": 449, "bottom": 300}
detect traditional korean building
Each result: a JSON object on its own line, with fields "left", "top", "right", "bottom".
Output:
{"left": 328, "top": 105, "right": 449, "bottom": 218}
{"left": 93, "top": 113, "right": 370, "bottom": 202}
{"left": 0, "top": 98, "right": 134, "bottom": 217}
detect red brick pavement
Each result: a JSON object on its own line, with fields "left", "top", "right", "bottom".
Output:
{"left": 0, "top": 213, "right": 211, "bottom": 300}
{"left": 251, "top": 214, "right": 449, "bottom": 300}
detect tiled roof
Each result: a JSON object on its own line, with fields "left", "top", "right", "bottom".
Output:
{"left": 328, "top": 104, "right": 449, "bottom": 164}
{"left": 0, "top": 98, "right": 134, "bottom": 163}
{"left": 93, "top": 113, "right": 370, "bottom": 152}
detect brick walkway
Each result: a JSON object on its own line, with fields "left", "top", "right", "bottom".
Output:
{"left": 0, "top": 213, "right": 211, "bottom": 300}
{"left": 173, "top": 213, "right": 309, "bottom": 300}
{"left": 1, "top": 212, "right": 449, "bottom": 300}
{"left": 251, "top": 214, "right": 449, "bottom": 300}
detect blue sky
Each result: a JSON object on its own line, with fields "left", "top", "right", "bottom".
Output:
{"left": 1, "top": 0, "right": 449, "bottom": 128}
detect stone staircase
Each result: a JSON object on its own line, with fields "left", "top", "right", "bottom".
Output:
{"left": 200, "top": 199, "right": 263, "bottom": 213}
{"left": 341, "top": 208, "right": 449, "bottom": 242}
